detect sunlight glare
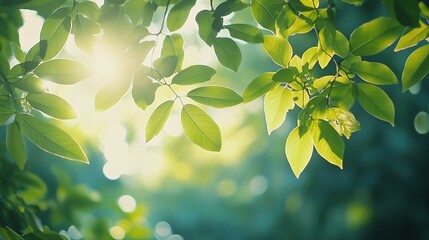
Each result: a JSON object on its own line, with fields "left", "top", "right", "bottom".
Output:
{"left": 103, "top": 162, "right": 121, "bottom": 180}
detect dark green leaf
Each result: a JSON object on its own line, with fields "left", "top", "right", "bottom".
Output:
{"left": 242, "top": 72, "right": 277, "bottom": 102}
{"left": 146, "top": 100, "right": 174, "bottom": 142}
{"left": 6, "top": 122, "right": 26, "bottom": 170}
{"left": 350, "top": 17, "right": 404, "bottom": 56}
{"left": 357, "top": 83, "right": 395, "bottom": 126}
{"left": 187, "top": 86, "right": 242, "bottom": 108}
{"left": 351, "top": 61, "right": 398, "bottom": 85}
{"left": 181, "top": 104, "right": 222, "bottom": 151}
{"left": 26, "top": 93, "right": 76, "bottom": 119}
{"left": 34, "top": 59, "right": 91, "bottom": 84}
{"left": 402, "top": 45, "right": 429, "bottom": 91}
{"left": 18, "top": 114, "right": 88, "bottom": 163}
{"left": 172, "top": 65, "right": 216, "bottom": 85}
{"left": 0, "top": 106, "right": 14, "bottom": 125}
{"left": 167, "top": 0, "right": 196, "bottom": 32}
{"left": 225, "top": 24, "right": 263, "bottom": 43}
{"left": 213, "top": 37, "right": 242, "bottom": 72}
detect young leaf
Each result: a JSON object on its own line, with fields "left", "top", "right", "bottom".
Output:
{"left": 357, "top": 83, "right": 395, "bottom": 126}
{"left": 213, "top": 38, "right": 242, "bottom": 72}
{"left": 262, "top": 35, "right": 292, "bottom": 67}
{"left": 95, "top": 78, "right": 131, "bottom": 111}
{"left": 6, "top": 122, "right": 27, "bottom": 170}
{"left": 242, "top": 72, "right": 277, "bottom": 103}
{"left": 264, "top": 86, "right": 294, "bottom": 134}
{"left": 285, "top": 126, "right": 313, "bottom": 178}
{"left": 172, "top": 65, "right": 216, "bottom": 85}
{"left": 181, "top": 104, "right": 222, "bottom": 151}
{"left": 145, "top": 100, "right": 174, "bottom": 142}
{"left": 12, "top": 74, "right": 47, "bottom": 93}
{"left": 26, "top": 93, "right": 76, "bottom": 119}
{"left": 310, "top": 120, "right": 344, "bottom": 169}
{"left": 225, "top": 24, "right": 263, "bottom": 43}
{"left": 40, "top": 7, "right": 71, "bottom": 60}
{"left": 196, "top": 10, "right": 217, "bottom": 46}
{"left": 17, "top": 114, "right": 88, "bottom": 163}
{"left": 167, "top": 0, "right": 196, "bottom": 32}
{"left": 350, "top": 17, "right": 404, "bottom": 56}
{"left": 402, "top": 45, "right": 429, "bottom": 91}
{"left": 251, "top": 0, "right": 284, "bottom": 32}
{"left": 351, "top": 61, "right": 398, "bottom": 85}
{"left": 132, "top": 69, "right": 159, "bottom": 110}
{"left": 187, "top": 86, "right": 242, "bottom": 108}
{"left": 34, "top": 59, "right": 91, "bottom": 85}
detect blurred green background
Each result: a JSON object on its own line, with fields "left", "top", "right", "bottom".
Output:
{"left": 2, "top": 1, "right": 429, "bottom": 240}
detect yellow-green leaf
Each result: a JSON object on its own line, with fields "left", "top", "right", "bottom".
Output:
{"left": 264, "top": 86, "right": 294, "bottom": 134}
{"left": 285, "top": 126, "right": 313, "bottom": 178}
{"left": 402, "top": 45, "right": 429, "bottom": 91}
{"left": 225, "top": 24, "right": 263, "bottom": 43}
{"left": 172, "top": 65, "right": 216, "bottom": 85}
{"left": 395, "top": 21, "right": 429, "bottom": 51}
{"left": 213, "top": 37, "right": 242, "bottom": 72}
{"left": 167, "top": 0, "right": 196, "bottom": 32}
{"left": 181, "top": 104, "right": 221, "bottom": 151}
{"left": 146, "top": 100, "right": 174, "bottom": 142}
{"left": 26, "top": 93, "right": 76, "bottom": 119}
{"left": 262, "top": 35, "right": 292, "bottom": 67}
{"left": 12, "top": 74, "right": 47, "bottom": 93}
{"left": 310, "top": 120, "right": 344, "bottom": 169}
{"left": 34, "top": 59, "right": 91, "bottom": 85}
{"left": 40, "top": 7, "right": 71, "bottom": 60}
{"left": 357, "top": 83, "right": 395, "bottom": 126}
{"left": 96, "top": 78, "right": 131, "bottom": 111}
{"left": 351, "top": 61, "right": 398, "bottom": 85}
{"left": 187, "top": 86, "right": 242, "bottom": 108}
{"left": 242, "top": 72, "right": 277, "bottom": 103}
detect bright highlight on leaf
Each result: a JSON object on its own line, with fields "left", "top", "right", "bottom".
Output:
{"left": 285, "top": 126, "right": 313, "bottom": 178}
{"left": 351, "top": 61, "right": 398, "bottom": 85}
{"left": 402, "top": 45, "right": 429, "bottom": 92}
{"left": 26, "top": 93, "right": 76, "bottom": 119}
{"left": 262, "top": 35, "right": 293, "bottom": 67}
{"left": 264, "top": 86, "right": 294, "bottom": 134}
{"left": 181, "top": 104, "right": 222, "bottom": 152}
{"left": 34, "top": 59, "right": 91, "bottom": 85}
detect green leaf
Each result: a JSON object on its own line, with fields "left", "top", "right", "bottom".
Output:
{"left": 121, "top": 41, "right": 156, "bottom": 74}
{"left": 161, "top": 34, "right": 184, "bottom": 72}
{"left": 12, "top": 74, "right": 47, "bottom": 93}
{"left": 214, "top": 0, "right": 248, "bottom": 17}
{"left": 394, "top": 22, "right": 429, "bottom": 51}
{"left": 264, "top": 86, "right": 294, "bottom": 134}
{"left": 145, "top": 100, "right": 174, "bottom": 142}
{"left": 351, "top": 61, "right": 398, "bottom": 85}
{"left": 6, "top": 122, "right": 27, "bottom": 170}
{"left": 392, "top": 0, "right": 420, "bottom": 27}
{"left": 11, "top": 42, "right": 25, "bottom": 62}
{"left": 213, "top": 37, "right": 242, "bottom": 72}
{"left": 26, "top": 93, "right": 76, "bottom": 119}
{"left": 350, "top": 17, "right": 404, "bottom": 56}
{"left": 187, "top": 86, "right": 242, "bottom": 108}
{"left": 181, "top": 104, "right": 221, "bottom": 151}
{"left": 167, "top": 0, "right": 196, "bottom": 32}
{"left": 153, "top": 55, "right": 178, "bottom": 78}
{"left": 242, "top": 72, "right": 277, "bottom": 103}
{"left": 251, "top": 0, "right": 284, "bottom": 32}
{"left": 0, "top": 53, "right": 10, "bottom": 74}
{"left": 225, "top": 24, "right": 263, "bottom": 43}
{"left": 0, "top": 106, "right": 14, "bottom": 125}
{"left": 34, "top": 59, "right": 91, "bottom": 85}
{"left": 95, "top": 78, "right": 131, "bottom": 111}
{"left": 285, "top": 126, "right": 313, "bottom": 178}
{"left": 272, "top": 68, "right": 299, "bottom": 84}
{"left": 341, "top": 0, "right": 365, "bottom": 6}
{"left": 40, "top": 7, "right": 71, "bottom": 60}
{"left": 262, "top": 35, "right": 292, "bottom": 67}
{"left": 310, "top": 120, "right": 344, "bottom": 169}
{"left": 320, "top": 29, "right": 350, "bottom": 58}
{"left": 18, "top": 114, "right": 88, "bottom": 163}
{"left": 0, "top": 227, "right": 25, "bottom": 240}
{"left": 172, "top": 65, "right": 216, "bottom": 85}
{"left": 195, "top": 10, "right": 217, "bottom": 46}
{"left": 132, "top": 68, "right": 159, "bottom": 110}
{"left": 402, "top": 45, "right": 429, "bottom": 91}
{"left": 357, "top": 83, "right": 395, "bottom": 126}
{"left": 75, "top": 0, "right": 100, "bottom": 21}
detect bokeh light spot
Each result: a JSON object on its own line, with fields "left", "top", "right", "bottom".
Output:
{"left": 109, "top": 226, "right": 125, "bottom": 240}
{"left": 249, "top": 176, "right": 268, "bottom": 196}
{"left": 118, "top": 195, "right": 137, "bottom": 213}
{"left": 414, "top": 112, "right": 429, "bottom": 134}
{"left": 103, "top": 162, "right": 121, "bottom": 180}
{"left": 168, "top": 234, "right": 184, "bottom": 240}
{"left": 216, "top": 179, "right": 237, "bottom": 197}
{"left": 155, "top": 221, "right": 172, "bottom": 237}
{"left": 68, "top": 225, "right": 82, "bottom": 240}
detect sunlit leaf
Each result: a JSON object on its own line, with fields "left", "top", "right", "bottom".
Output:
{"left": 6, "top": 122, "right": 27, "bottom": 170}
{"left": 34, "top": 59, "right": 91, "bottom": 85}
{"left": 350, "top": 17, "right": 404, "bottom": 56}
{"left": 395, "top": 21, "right": 429, "bottom": 51}
{"left": 187, "top": 86, "right": 242, "bottom": 108}
{"left": 11, "top": 42, "right": 25, "bottom": 62}
{"left": 285, "top": 126, "right": 313, "bottom": 178}
{"left": 181, "top": 104, "right": 221, "bottom": 151}
{"left": 310, "top": 120, "right": 344, "bottom": 169}
{"left": 26, "top": 93, "right": 76, "bottom": 119}
{"left": 357, "top": 83, "right": 395, "bottom": 126}
{"left": 96, "top": 77, "right": 131, "bottom": 111}
{"left": 18, "top": 114, "right": 88, "bottom": 163}
{"left": 196, "top": 10, "right": 217, "bottom": 46}
{"left": 242, "top": 72, "right": 277, "bottom": 103}
{"left": 402, "top": 45, "right": 429, "bottom": 91}
{"left": 213, "top": 38, "right": 242, "bottom": 72}
{"left": 132, "top": 68, "right": 159, "bottom": 110}
{"left": 153, "top": 55, "right": 178, "bottom": 78}
{"left": 262, "top": 35, "right": 292, "bottom": 67}
{"left": 214, "top": 0, "right": 248, "bottom": 17}
{"left": 167, "top": 0, "right": 196, "bottom": 32}
{"left": 351, "top": 61, "right": 397, "bottom": 85}
{"left": 341, "top": 0, "right": 366, "bottom": 6}
{"left": 264, "top": 86, "right": 294, "bottom": 134}
{"left": 146, "top": 100, "right": 174, "bottom": 142}
{"left": 161, "top": 34, "right": 184, "bottom": 72}
{"left": 40, "top": 7, "right": 71, "bottom": 60}
{"left": 251, "top": 0, "right": 284, "bottom": 32}
{"left": 172, "top": 65, "right": 216, "bottom": 85}
{"left": 225, "top": 24, "right": 263, "bottom": 43}
{"left": 327, "top": 108, "right": 361, "bottom": 139}
{"left": 12, "top": 74, "right": 47, "bottom": 93}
